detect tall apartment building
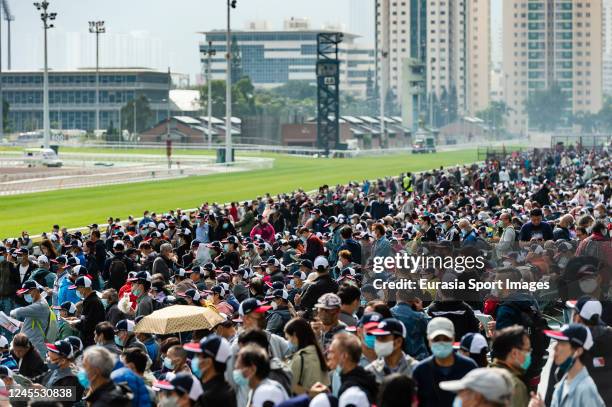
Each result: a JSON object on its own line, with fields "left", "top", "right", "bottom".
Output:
{"left": 604, "top": 0, "right": 612, "bottom": 95}
{"left": 376, "top": 0, "right": 489, "bottom": 124}
{"left": 200, "top": 19, "right": 375, "bottom": 97}
{"left": 502, "top": 0, "right": 603, "bottom": 133}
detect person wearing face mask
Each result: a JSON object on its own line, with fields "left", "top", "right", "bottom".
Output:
{"left": 66, "top": 276, "right": 105, "bottom": 347}
{"left": 10, "top": 280, "right": 51, "bottom": 358}
{"left": 94, "top": 321, "right": 121, "bottom": 355}
{"left": 209, "top": 285, "right": 235, "bottom": 316}
{"left": 527, "top": 325, "right": 606, "bottom": 407}
{"left": 53, "top": 301, "right": 80, "bottom": 340}
{"left": 155, "top": 373, "right": 203, "bottom": 407}
{"left": 283, "top": 317, "right": 329, "bottom": 395}
{"left": 493, "top": 212, "right": 516, "bottom": 257}
{"left": 439, "top": 367, "right": 513, "bottom": 407}
{"left": 233, "top": 344, "right": 288, "bottom": 407}
{"left": 366, "top": 318, "right": 417, "bottom": 384}
{"left": 412, "top": 317, "right": 477, "bottom": 407}
{"left": 127, "top": 271, "right": 154, "bottom": 318}
{"left": 264, "top": 289, "right": 292, "bottom": 336}
{"left": 114, "top": 319, "right": 147, "bottom": 353}
{"left": 488, "top": 325, "right": 531, "bottom": 407}
{"left": 32, "top": 339, "right": 84, "bottom": 406}
{"left": 346, "top": 312, "right": 383, "bottom": 367}
{"left": 183, "top": 334, "right": 236, "bottom": 406}
{"left": 80, "top": 346, "right": 132, "bottom": 407}
{"left": 327, "top": 332, "right": 378, "bottom": 402}
{"left": 225, "top": 298, "right": 288, "bottom": 406}
{"left": 163, "top": 345, "right": 192, "bottom": 376}
{"left": 558, "top": 297, "right": 612, "bottom": 406}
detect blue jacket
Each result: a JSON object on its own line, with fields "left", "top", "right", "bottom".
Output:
{"left": 58, "top": 274, "right": 80, "bottom": 305}
{"left": 391, "top": 303, "right": 429, "bottom": 360}
{"left": 111, "top": 367, "right": 152, "bottom": 407}
{"left": 371, "top": 237, "right": 393, "bottom": 260}
{"left": 551, "top": 367, "right": 605, "bottom": 407}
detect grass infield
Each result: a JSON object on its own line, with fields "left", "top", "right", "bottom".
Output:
{"left": 0, "top": 149, "right": 477, "bottom": 238}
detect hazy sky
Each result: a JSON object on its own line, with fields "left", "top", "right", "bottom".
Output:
{"left": 11, "top": 0, "right": 502, "bottom": 78}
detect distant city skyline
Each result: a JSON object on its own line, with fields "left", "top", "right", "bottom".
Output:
{"left": 8, "top": 0, "right": 501, "bottom": 79}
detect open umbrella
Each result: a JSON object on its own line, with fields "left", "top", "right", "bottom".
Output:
{"left": 134, "top": 305, "right": 225, "bottom": 334}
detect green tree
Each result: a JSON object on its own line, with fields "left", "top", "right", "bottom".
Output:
{"left": 270, "top": 80, "right": 316, "bottom": 100}
{"left": 524, "top": 82, "right": 570, "bottom": 131}
{"left": 105, "top": 120, "right": 121, "bottom": 142}
{"left": 476, "top": 101, "right": 509, "bottom": 133}
{"left": 121, "top": 95, "right": 153, "bottom": 133}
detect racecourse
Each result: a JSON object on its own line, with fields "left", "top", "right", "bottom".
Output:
{"left": 0, "top": 149, "right": 477, "bottom": 237}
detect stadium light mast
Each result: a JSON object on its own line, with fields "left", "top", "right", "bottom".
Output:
{"left": 225, "top": 0, "right": 237, "bottom": 163}
{"left": 204, "top": 40, "right": 216, "bottom": 149}
{"left": 3, "top": 0, "right": 14, "bottom": 70}
{"left": 379, "top": 0, "right": 389, "bottom": 149}
{"left": 34, "top": 1, "right": 56, "bottom": 150}
{"left": 89, "top": 20, "right": 105, "bottom": 133}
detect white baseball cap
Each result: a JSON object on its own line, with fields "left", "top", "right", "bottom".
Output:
{"left": 440, "top": 367, "right": 513, "bottom": 404}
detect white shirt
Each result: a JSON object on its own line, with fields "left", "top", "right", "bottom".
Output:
{"left": 19, "top": 264, "right": 29, "bottom": 283}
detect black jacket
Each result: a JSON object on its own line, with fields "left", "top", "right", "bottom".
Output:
{"left": 199, "top": 374, "right": 237, "bottom": 407}
{"left": 75, "top": 291, "right": 106, "bottom": 347}
{"left": 300, "top": 273, "right": 339, "bottom": 312}
{"left": 339, "top": 365, "right": 378, "bottom": 403}
{"left": 84, "top": 379, "right": 132, "bottom": 407}
{"left": 427, "top": 301, "right": 480, "bottom": 341}
{"left": 13, "top": 347, "right": 47, "bottom": 379}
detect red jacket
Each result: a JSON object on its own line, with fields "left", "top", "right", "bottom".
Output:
{"left": 250, "top": 223, "right": 276, "bottom": 243}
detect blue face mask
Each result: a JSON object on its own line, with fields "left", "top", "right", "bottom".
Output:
{"left": 47, "top": 361, "right": 59, "bottom": 370}
{"left": 232, "top": 369, "right": 249, "bottom": 387}
{"left": 0, "top": 256, "right": 4, "bottom": 263}
{"left": 287, "top": 342, "right": 298, "bottom": 353}
{"left": 190, "top": 357, "right": 201, "bottom": 378}
{"left": 364, "top": 334, "right": 376, "bottom": 349}
{"left": 431, "top": 342, "right": 454, "bottom": 359}
{"left": 557, "top": 355, "right": 574, "bottom": 376}
{"left": 114, "top": 335, "right": 124, "bottom": 347}
{"left": 76, "top": 290, "right": 84, "bottom": 300}
{"left": 521, "top": 351, "right": 532, "bottom": 371}
{"left": 77, "top": 370, "right": 90, "bottom": 389}
{"left": 163, "top": 357, "right": 174, "bottom": 371}
{"left": 24, "top": 294, "right": 33, "bottom": 303}
{"left": 101, "top": 299, "right": 109, "bottom": 309}
{"left": 453, "top": 396, "right": 462, "bottom": 407}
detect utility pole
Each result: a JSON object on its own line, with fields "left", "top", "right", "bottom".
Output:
{"left": 34, "top": 1, "right": 56, "bottom": 150}
{"left": 225, "top": 0, "right": 237, "bottom": 163}
{"left": 89, "top": 21, "right": 105, "bottom": 133}
{"left": 204, "top": 40, "right": 216, "bottom": 149}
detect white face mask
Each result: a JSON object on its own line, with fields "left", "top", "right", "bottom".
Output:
{"left": 594, "top": 210, "right": 603, "bottom": 218}
{"left": 374, "top": 340, "right": 394, "bottom": 358}
{"left": 579, "top": 278, "right": 598, "bottom": 294}
{"left": 271, "top": 301, "right": 278, "bottom": 310}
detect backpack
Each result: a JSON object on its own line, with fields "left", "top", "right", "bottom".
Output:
{"left": 108, "top": 256, "right": 127, "bottom": 291}
{"left": 33, "top": 306, "right": 58, "bottom": 343}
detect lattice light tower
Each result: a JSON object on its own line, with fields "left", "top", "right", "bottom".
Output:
{"left": 316, "top": 32, "right": 343, "bottom": 156}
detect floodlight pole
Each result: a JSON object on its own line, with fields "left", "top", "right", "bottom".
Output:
{"left": 35, "top": 1, "right": 56, "bottom": 150}
{"left": 89, "top": 20, "right": 105, "bottom": 133}
{"left": 225, "top": 0, "right": 237, "bottom": 163}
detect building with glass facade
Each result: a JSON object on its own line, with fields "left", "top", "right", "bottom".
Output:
{"left": 3, "top": 68, "right": 170, "bottom": 133}
{"left": 199, "top": 24, "right": 375, "bottom": 97}
{"left": 502, "top": 0, "right": 603, "bottom": 133}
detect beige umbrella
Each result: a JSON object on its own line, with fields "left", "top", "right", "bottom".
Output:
{"left": 134, "top": 305, "right": 225, "bottom": 334}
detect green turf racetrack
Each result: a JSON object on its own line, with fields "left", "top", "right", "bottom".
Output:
{"left": 0, "top": 150, "right": 477, "bottom": 237}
